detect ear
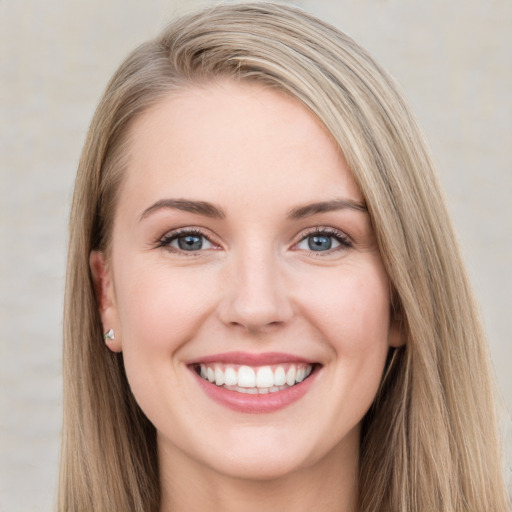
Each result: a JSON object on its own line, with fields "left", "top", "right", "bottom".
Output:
{"left": 90, "top": 250, "right": 122, "bottom": 352}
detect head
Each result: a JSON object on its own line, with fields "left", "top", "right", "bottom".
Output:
{"left": 60, "top": 3, "right": 508, "bottom": 512}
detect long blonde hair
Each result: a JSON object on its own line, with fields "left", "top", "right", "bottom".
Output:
{"left": 60, "top": 3, "right": 509, "bottom": 511}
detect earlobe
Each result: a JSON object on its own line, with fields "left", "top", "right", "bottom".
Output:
{"left": 89, "top": 251, "right": 122, "bottom": 352}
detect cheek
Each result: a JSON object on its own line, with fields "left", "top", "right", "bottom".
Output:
{"left": 298, "top": 264, "right": 391, "bottom": 409}
{"left": 298, "top": 263, "right": 391, "bottom": 351}
{"left": 113, "top": 262, "right": 220, "bottom": 408}
{"left": 114, "top": 262, "right": 220, "bottom": 414}
{"left": 116, "top": 263, "right": 215, "bottom": 349}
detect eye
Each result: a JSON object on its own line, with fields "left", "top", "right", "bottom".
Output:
{"left": 295, "top": 228, "right": 351, "bottom": 253}
{"left": 158, "top": 229, "right": 216, "bottom": 253}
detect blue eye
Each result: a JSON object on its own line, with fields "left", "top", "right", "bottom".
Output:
{"left": 295, "top": 229, "right": 351, "bottom": 253}
{"left": 307, "top": 234, "right": 337, "bottom": 251}
{"left": 159, "top": 230, "right": 215, "bottom": 252}
{"left": 176, "top": 234, "right": 204, "bottom": 251}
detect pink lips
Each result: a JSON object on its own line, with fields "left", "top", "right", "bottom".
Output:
{"left": 186, "top": 351, "right": 316, "bottom": 366}
{"left": 187, "top": 351, "right": 319, "bottom": 414}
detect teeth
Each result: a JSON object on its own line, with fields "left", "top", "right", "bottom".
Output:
{"left": 196, "top": 362, "right": 314, "bottom": 393}
{"left": 286, "top": 366, "right": 296, "bottom": 386}
{"left": 224, "top": 384, "right": 292, "bottom": 394}
{"left": 224, "top": 366, "right": 237, "bottom": 386}
{"left": 256, "top": 366, "right": 274, "bottom": 388}
{"left": 238, "top": 366, "right": 256, "bottom": 387}
{"left": 214, "top": 367, "right": 224, "bottom": 386}
{"left": 274, "top": 366, "right": 286, "bottom": 386}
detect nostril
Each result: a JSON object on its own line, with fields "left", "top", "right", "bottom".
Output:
{"left": 217, "top": 274, "right": 294, "bottom": 330}
{"left": 229, "top": 319, "right": 286, "bottom": 334}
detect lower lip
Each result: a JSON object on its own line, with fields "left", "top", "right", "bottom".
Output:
{"left": 191, "top": 367, "right": 319, "bottom": 414}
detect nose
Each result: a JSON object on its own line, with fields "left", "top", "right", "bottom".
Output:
{"left": 218, "top": 246, "right": 294, "bottom": 333}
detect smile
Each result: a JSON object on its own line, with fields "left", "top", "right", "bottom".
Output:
{"left": 194, "top": 363, "right": 314, "bottom": 394}
{"left": 187, "top": 352, "right": 320, "bottom": 413}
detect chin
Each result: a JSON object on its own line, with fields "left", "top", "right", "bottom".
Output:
{"left": 207, "top": 450, "right": 310, "bottom": 482}
{"left": 196, "top": 427, "right": 336, "bottom": 482}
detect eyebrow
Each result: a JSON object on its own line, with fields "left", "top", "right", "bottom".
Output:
{"left": 287, "top": 199, "right": 367, "bottom": 219}
{"left": 139, "top": 199, "right": 226, "bottom": 221}
{"left": 139, "top": 197, "right": 367, "bottom": 222}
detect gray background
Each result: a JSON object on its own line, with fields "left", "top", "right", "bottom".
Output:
{"left": 1, "top": 0, "right": 510, "bottom": 510}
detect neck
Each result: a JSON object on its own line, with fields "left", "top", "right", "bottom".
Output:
{"left": 158, "top": 430, "right": 359, "bottom": 512}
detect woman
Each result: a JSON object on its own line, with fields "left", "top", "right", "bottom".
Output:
{"left": 59, "top": 3, "right": 509, "bottom": 511}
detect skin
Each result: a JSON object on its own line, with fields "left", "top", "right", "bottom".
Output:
{"left": 91, "top": 80, "right": 401, "bottom": 512}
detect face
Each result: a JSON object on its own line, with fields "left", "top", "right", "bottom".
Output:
{"left": 92, "top": 81, "right": 400, "bottom": 481}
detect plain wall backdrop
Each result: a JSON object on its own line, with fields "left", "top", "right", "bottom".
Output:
{"left": 1, "top": 0, "right": 510, "bottom": 509}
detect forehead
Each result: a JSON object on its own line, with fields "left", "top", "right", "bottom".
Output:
{"left": 119, "top": 80, "right": 362, "bottom": 216}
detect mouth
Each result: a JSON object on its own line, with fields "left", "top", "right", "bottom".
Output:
{"left": 187, "top": 352, "right": 321, "bottom": 413}
{"left": 191, "top": 362, "right": 315, "bottom": 394}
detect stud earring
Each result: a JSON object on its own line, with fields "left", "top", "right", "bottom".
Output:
{"left": 103, "top": 328, "right": 115, "bottom": 342}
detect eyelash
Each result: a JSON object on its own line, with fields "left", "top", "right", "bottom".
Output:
{"left": 155, "top": 228, "right": 216, "bottom": 255}
{"left": 155, "top": 227, "right": 353, "bottom": 255}
{"left": 296, "top": 227, "right": 353, "bottom": 254}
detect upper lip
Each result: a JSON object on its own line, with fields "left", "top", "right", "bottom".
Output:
{"left": 185, "top": 351, "right": 317, "bottom": 366}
